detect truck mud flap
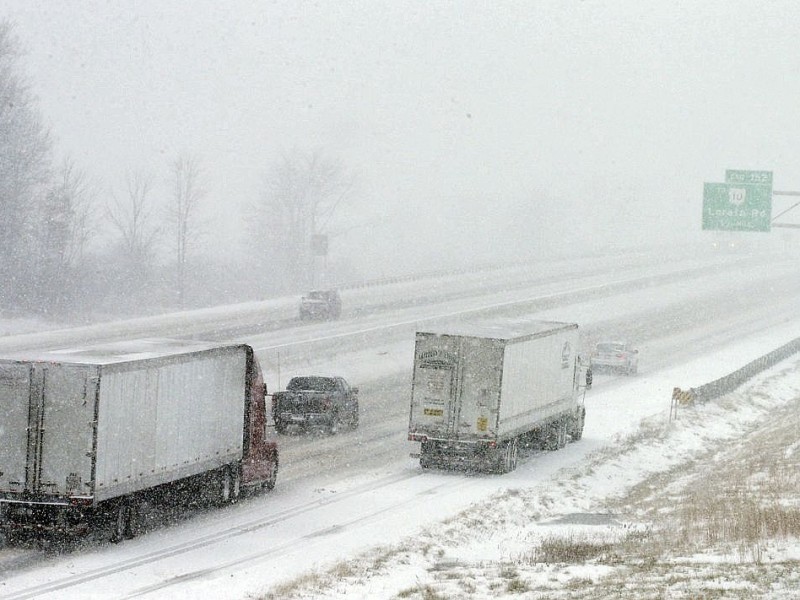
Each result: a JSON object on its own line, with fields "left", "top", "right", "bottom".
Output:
{"left": 419, "top": 441, "right": 503, "bottom": 473}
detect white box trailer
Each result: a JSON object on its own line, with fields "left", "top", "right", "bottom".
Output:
{"left": 408, "top": 319, "right": 590, "bottom": 473}
{"left": 0, "top": 338, "right": 278, "bottom": 541}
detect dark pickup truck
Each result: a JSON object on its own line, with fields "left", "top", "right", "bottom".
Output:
{"left": 271, "top": 376, "right": 359, "bottom": 434}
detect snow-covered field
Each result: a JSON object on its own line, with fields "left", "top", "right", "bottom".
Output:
{"left": 258, "top": 327, "right": 800, "bottom": 599}
{"left": 0, "top": 316, "right": 784, "bottom": 600}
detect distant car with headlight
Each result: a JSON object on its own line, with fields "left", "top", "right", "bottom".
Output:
{"left": 590, "top": 341, "right": 638, "bottom": 375}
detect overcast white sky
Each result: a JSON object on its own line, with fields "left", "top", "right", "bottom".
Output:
{"left": 3, "top": 1, "right": 798, "bottom": 271}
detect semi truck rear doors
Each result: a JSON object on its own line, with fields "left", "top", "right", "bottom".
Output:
{"left": 456, "top": 338, "right": 503, "bottom": 437}
{"left": 0, "top": 364, "right": 32, "bottom": 495}
{"left": 0, "top": 362, "right": 95, "bottom": 498}
{"left": 413, "top": 357, "right": 456, "bottom": 429}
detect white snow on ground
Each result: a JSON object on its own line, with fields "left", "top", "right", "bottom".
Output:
{"left": 251, "top": 323, "right": 800, "bottom": 599}
{"left": 3, "top": 319, "right": 800, "bottom": 599}
{"left": 0, "top": 250, "right": 754, "bottom": 354}
{"left": 2, "top": 258, "right": 800, "bottom": 599}
{"left": 0, "top": 317, "right": 50, "bottom": 337}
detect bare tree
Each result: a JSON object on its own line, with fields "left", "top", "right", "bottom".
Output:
{"left": 167, "top": 153, "right": 205, "bottom": 308}
{"left": 0, "top": 20, "right": 52, "bottom": 309}
{"left": 31, "top": 159, "right": 99, "bottom": 314}
{"left": 253, "top": 149, "right": 355, "bottom": 290}
{"left": 106, "top": 169, "right": 159, "bottom": 283}
{"left": 51, "top": 158, "right": 97, "bottom": 266}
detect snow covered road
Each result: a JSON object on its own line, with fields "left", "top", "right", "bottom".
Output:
{"left": 1, "top": 251, "right": 799, "bottom": 599}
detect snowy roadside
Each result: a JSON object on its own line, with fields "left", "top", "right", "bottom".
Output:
{"left": 257, "top": 355, "right": 800, "bottom": 599}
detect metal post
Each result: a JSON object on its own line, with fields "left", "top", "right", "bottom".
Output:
{"left": 771, "top": 191, "right": 800, "bottom": 228}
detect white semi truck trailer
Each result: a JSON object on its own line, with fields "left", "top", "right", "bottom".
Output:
{"left": 0, "top": 338, "right": 278, "bottom": 542}
{"left": 408, "top": 319, "right": 590, "bottom": 473}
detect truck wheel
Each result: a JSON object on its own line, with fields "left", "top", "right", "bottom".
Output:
{"left": 419, "top": 442, "right": 434, "bottom": 469}
{"left": 570, "top": 407, "right": 586, "bottom": 441}
{"left": 543, "top": 423, "right": 557, "bottom": 451}
{"left": 274, "top": 418, "right": 287, "bottom": 435}
{"left": 544, "top": 419, "right": 568, "bottom": 451}
{"left": 500, "top": 438, "right": 519, "bottom": 473}
{"left": 220, "top": 470, "right": 232, "bottom": 504}
{"left": 349, "top": 407, "right": 359, "bottom": 429}
{"left": 232, "top": 467, "right": 241, "bottom": 501}
{"left": 111, "top": 503, "right": 131, "bottom": 543}
{"left": 263, "top": 460, "right": 278, "bottom": 492}
{"left": 216, "top": 466, "right": 240, "bottom": 505}
{"left": 217, "top": 467, "right": 231, "bottom": 506}
{"left": 124, "top": 501, "right": 141, "bottom": 539}
{"left": 557, "top": 419, "right": 568, "bottom": 449}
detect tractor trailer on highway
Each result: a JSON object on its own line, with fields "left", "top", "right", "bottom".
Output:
{"left": 408, "top": 319, "right": 590, "bottom": 473}
{"left": 0, "top": 339, "right": 278, "bottom": 542}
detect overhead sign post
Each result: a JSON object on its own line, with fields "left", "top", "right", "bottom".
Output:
{"left": 310, "top": 234, "right": 329, "bottom": 288}
{"left": 702, "top": 170, "right": 772, "bottom": 232}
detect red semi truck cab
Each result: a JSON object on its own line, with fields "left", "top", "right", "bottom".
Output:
{"left": 242, "top": 348, "right": 279, "bottom": 489}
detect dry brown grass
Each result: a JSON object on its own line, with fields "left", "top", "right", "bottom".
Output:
{"left": 261, "top": 571, "right": 324, "bottom": 600}
{"left": 396, "top": 584, "right": 450, "bottom": 599}
{"left": 509, "top": 395, "right": 800, "bottom": 598}
{"left": 616, "top": 399, "right": 800, "bottom": 565}
{"left": 530, "top": 532, "right": 617, "bottom": 564}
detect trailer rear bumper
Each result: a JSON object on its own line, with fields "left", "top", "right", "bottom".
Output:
{"left": 1, "top": 499, "right": 91, "bottom": 536}
{"left": 417, "top": 438, "right": 502, "bottom": 471}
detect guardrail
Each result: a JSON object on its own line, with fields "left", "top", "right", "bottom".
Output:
{"left": 670, "top": 335, "right": 800, "bottom": 420}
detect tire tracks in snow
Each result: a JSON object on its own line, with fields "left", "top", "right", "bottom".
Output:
{"left": 0, "top": 469, "right": 433, "bottom": 600}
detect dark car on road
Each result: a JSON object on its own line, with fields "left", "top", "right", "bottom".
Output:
{"left": 299, "top": 289, "right": 342, "bottom": 321}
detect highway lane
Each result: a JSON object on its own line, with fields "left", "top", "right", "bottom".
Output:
{"left": 1, "top": 250, "right": 799, "bottom": 598}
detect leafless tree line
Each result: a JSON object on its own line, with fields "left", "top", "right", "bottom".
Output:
{"left": 0, "top": 20, "right": 355, "bottom": 321}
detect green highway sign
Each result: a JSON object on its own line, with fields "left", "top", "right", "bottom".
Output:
{"left": 702, "top": 182, "right": 772, "bottom": 232}
{"left": 725, "top": 169, "right": 773, "bottom": 187}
